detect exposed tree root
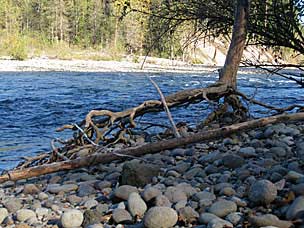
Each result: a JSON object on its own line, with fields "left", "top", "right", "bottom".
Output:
{"left": 56, "top": 82, "right": 230, "bottom": 146}
{"left": 1, "top": 112, "right": 303, "bottom": 184}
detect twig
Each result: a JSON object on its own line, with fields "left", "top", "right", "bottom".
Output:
{"left": 51, "top": 139, "right": 69, "bottom": 161}
{"left": 235, "top": 90, "right": 304, "bottom": 113}
{"left": 74, "top": 124, "right": 99, "bottom": 146}
{"left": 148, "top": 76, "right": 181, "bottom": 138}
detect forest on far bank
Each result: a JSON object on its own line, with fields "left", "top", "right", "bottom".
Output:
{"left": 0, "top": 0, "right": 303, "bottom": 64}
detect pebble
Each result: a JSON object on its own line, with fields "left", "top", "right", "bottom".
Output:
{"left": 199, "top": 213, "right": 220, "bottom": 224}
{"left": 291, "top": 183, "right": 304, "bottom": 195}
{"left": 83, "top": 210, "right": 103, "bottom": 227}
{"left": 47, "top": 184, "right": 78, "bottom": 194}
{"left": 142, "top": 187, "right": 161, "bottom": 202}
{"left": 193, "top": 191, "right": 216, "bottom": 202}
{"left": 0, "top": 208, "right": 8, "bottom": 224}
{"left": 269, "top": 147, "right": 287, "bottom": 157}
{"left": 35, "top": 207, "right": 49, "bottom": 219}
{"left": 3, "top": 198, "right": 23, "bottom": 213}
{"left": 178, "top": 206, "right": 199, "bottom": 223}
{"left": 38, "top": 192, "right": 49, "bottom": 200}
{"left": 249, "top": 214, "right": 293, "bottom": 228}
{"left": 114, "top": 185, "right": 138, "bottom": 201}
{"left": 219, "top": 187, "right": 236, "bottom": 196}
{"left": 222, "top": 155, "right": 245, "bottom": 169}
{"left": 16, "top": 209, "right": 36, "bottom": 222}
{"left": 84, "top": 199, "right": 99, "bottom": 209}
{"left": 154, "top": 195, "right": 172, "bottom": 207}
{"left": 61, "top": 209, "right": 84, "bottom": 228}
{"left": 285, "top": 196, "right": 304, "bottom": 220}
{"left": 207, "top": 218, "right": 233, "bottom": 228}
{"left": 127, "top": 192, "right": 147, "bottom": 217}
{"left": 239, "top": 147, "right": 257, "bottom": 158}
{"left": 208, "top": 200, "right": 237, "bottom": 218}
{"left": 86, "top": 224, "right": 104, "bottom": 228}
{"left": 78, "top": 183, "right": 96, "bottom": 197}
{"left": 144, "top": 206, "right": 178, "bottom": 228}
{"left": 286, "top": 170, "right": 304, "bottom": 182}
{"left": 248, "top": 179, "right": 277, "bottom": 205}
{"left": 23, "top": 184, "right": 40, "bottom": 194}
{"left": 164, "top": 186, "right": 187, "bottom": 203}
{"left": 112, "top": 208, "right": 132, "bottom": 224}
{"left": 226, "top": 212, "right": 243, "bottom": 225}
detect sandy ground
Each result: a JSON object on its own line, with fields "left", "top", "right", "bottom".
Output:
{"left": 0, "top": 57, "right": 219, "bottom": 73}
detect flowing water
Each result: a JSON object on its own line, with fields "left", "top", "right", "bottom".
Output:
{"left": 0, "top": 69, "right": 303, "bottom": 171}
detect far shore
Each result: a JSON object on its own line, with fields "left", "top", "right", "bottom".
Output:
{"left": 0, "top": 57, "right": 221, "bottom": 73}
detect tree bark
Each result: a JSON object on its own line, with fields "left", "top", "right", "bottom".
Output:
{"left": 219, "top": 0, "right": 249, "bottom": 89}
{"left": 1, "top": 112, "right": 303, "bottom": 184}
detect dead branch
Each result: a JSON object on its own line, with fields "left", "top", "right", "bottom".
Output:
{"left": 149, "top": 76, "right": 181, "bottom": 138}
{"left": 235, "top": 91, "right": 304, "bottom": 113}
{"left": 1, "top": 112, "right": 303, "bottom": 184}
{"left": 242, "top": 60, "right": 304, "bottom": 87}
{"left": 57, "top": 82, "right": 230, "bottom": 146}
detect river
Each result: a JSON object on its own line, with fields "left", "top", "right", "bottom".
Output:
{"left": 0, "top": 69, "right": 303, "bottom": 171}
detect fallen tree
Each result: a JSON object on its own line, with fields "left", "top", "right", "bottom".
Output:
{"left": 0, "top": 112, "right": 303, "bottom": 183}
{"left": 1, "top": 0, "right": 303, "bottom": 183}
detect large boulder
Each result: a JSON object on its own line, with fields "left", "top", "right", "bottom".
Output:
{"left": 120, "top": 160, "right": 160, "bottom": 187}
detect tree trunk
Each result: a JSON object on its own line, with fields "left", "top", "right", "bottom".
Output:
{"left": 219, "top": 0, "right": 249, "bottom": 89}
{"left": 1, "top": 112, "right": 303, "bottom": 183}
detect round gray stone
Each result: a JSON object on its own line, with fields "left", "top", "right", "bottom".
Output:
{"left": 114, "top": 185, "right": 138, "bottom": 201}
{"left": 144, "top": 207, "right": 178, "bottom": 228}
{"left": 178, "top": 206, "right": 199, "bottom": 223}
{"left": 3, "top": 198, "right": 23, "bottom": 213}
{"left": 249, "top": 180, "right": 277, "bottom": 205}
{"left": 207, "top": 218, "right": 233, "bottom": 228}
{"left": 61, "top": 209, "right": 84, "bottom": 228}
{"left": 249, "top": 214, "right": 293, "bottom": 228}
{"left": 199, "top": 213, "right": 220, "bottom": 224}
{"left": 286, "top": 196, "right": 304, "bottom": 220}
{"left": 164, "top": 186, "right": 187, "bottom": 203}
{"left": 208, "top": 200, "right": 237, "bottom": 218}
{"left": 222, "top": 155, "right": 245, "bottom": 169}
{"left": 155, "top": 195, "right": 172, "bottom": 207}
{"left": 127, "top": 192, "right": 147, "bottom": 217}
{"left": 112, "top": 208, "right": 132, "bottom": 224}
{"left": 0, "top": 208, "right": 8, "bottom": 224}
{"left": 16, "top": 209, "right": 36, "bottom": 222}
{"left": 142, "top": 187, "right": 161, "bottom": 202}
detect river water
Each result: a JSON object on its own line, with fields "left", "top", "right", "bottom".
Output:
{"left": 0, "top": 69, "right": 303, "bottom": 171}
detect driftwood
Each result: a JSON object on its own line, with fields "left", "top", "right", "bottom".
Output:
{"left": 56, "top": 82, "right": 230, "bottom": 145}
{"left": 0, "top": 112, "right": 303, "bottom": 184}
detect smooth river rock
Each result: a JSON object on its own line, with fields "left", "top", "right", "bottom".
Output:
{"left": 127, "top": 192, "right": 147, "bottom": 217}
{"left": 249, "top": 214, "right": 293, "bottom": 228}
{"left": 286, "top": 196, "right": 304, "bottom": 220}
{"left": 208, "top": 200, "right": 237, "bottom": 218}
{"left": 249, "top": 179, "right": 277, "bottom": 205}
{"left": 114, "top": 185, "right": 138, "bottom": 201}
{"left": 0, "top": 208, "right": 8, "bottom": 224}
{"left": 144, "top": 207, "right": 178, "bottom": 228}
{"left": 16, "top": 209, "right": 36, "bottom": 222}
{"left": 47, "top": 184, "right": 78, "bottom": 194}
{"left": 61, "top": 209, "right": 84, "bottom": 228}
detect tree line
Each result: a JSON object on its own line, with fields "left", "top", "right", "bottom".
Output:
{"left": 0, "top": 0, "right": 303, "bottom": 61}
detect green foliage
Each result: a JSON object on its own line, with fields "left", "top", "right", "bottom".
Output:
{"left": 4, "top": 34, "right": 28, "bottom": 60}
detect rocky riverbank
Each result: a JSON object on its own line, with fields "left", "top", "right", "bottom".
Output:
{"left": 0, "top": 121, "right": 304, "bottom": 228}
{"left": 0, "top": 57, "right": 216, "bottom": 73}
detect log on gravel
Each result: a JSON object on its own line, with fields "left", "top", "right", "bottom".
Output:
{"left": 0, "top": 112, "right": 303, "bottom": 184}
